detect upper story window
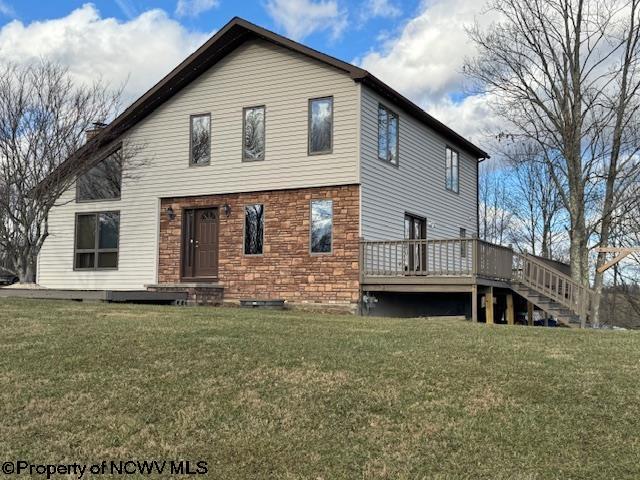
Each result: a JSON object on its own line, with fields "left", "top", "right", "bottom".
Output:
{"left": 190, "top": 114, "right": 211, "bottom": 165}
{"left": 75, "top": 211, "right": 120, "bottom": 270}
{"left": 244, "top": 204, "right": 264, "bottom": 255}
{"left": 76, "top": 147, "right": 122, "bottom": 202}
{"left": 378, "top": 104, "right": 399, "bottom": 165}
{"left": 243, "top": 106, "right": 265, "bottom": 161}
{"left": 445, "top": 147, "right": 459, "bottom": 193}
{"left": 308, "top": 97, "right": 333, "bottom": 155}
{"left": 310, "top": 199, "right": 332, "bottom": 254}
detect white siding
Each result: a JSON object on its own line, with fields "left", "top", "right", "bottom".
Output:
{"left": 37, "top": 39, "right": 359, "bottom": 290}
{"left": 360, "top": 86, "right": 478, "bottom": 240}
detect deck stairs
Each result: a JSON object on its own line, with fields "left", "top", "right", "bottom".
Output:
{"left": 510, "top": 252, "right": 595, "bottom": 327}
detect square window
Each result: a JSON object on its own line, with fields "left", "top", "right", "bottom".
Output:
{"left": 74, "top": 212, "right": 120, "bottom": 270}
{"left": 76, "top": 148, "right": 122, "bottom": 201}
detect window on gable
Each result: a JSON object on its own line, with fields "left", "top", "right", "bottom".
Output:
{"left": 190, "top": 114, "right": 211, "bottom": 165}
{"left": 446, "top": 147, "right": 459, "bottom": 192}
{"left": 243, "top": 106, "right": 265, "bottom": 161}
{"left": 309, "top": 97, "right": 333, "bottom": 154}
{"left": 310, "top": 199, "right": 333, "bottom": 254}
{"left": 75, "top": 212, "right": 120, "bottom": 270}
{"left": 76, "top": 148, "right": 122, "bottom": 201}
{"left": 378, "top": 104, "right": 399, "bottom": 165}
{"left": 244, "top": 204, "right": 264, "bottom": 255}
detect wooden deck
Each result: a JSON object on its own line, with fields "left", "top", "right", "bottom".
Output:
{"left": 359, "top": 238, "right": 595, "bottom": 325}
{"left": 0, "top": 288, "right": 188, "bottom": 302}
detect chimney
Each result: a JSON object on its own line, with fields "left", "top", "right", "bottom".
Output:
{"left": 85, "top": 122, "right": 107, "bottom": 142}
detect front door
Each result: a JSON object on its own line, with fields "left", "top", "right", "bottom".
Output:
{"left": 182, "top": 208, "right": 219, "bottom": 279}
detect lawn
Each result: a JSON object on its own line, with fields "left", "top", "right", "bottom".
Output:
{"left": 1, "top": 299, "right": 639, "bottom": 479}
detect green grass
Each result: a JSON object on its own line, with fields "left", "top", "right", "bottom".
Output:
{"left": 1, "top": 299, "right": 639, "bottom": 479}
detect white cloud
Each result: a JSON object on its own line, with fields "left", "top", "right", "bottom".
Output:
{"left": 361, "top": 0, "right": 401, "bottom": 20}
{"left": 175, "top": 0, "right": 220, "bottom": 18}
{"left": 0, "top": 4, "right": 210, "bottom": 105}
{"left": 0, "top": 0, "right": 15, "bottom": 17}
{"left": 357, "top": 0, "right": 499, "bottom": 143}
{"left": 265, "top": 0, "right": 348, "bottom": 41}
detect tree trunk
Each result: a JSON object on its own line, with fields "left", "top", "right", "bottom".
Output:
{"left": 17, "top": 254, "right": 36, "bottom": 284}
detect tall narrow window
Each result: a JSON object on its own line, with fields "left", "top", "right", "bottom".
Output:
{"left": 76, "top": 147, "right": 122, "bottom": 201}
{"left": 190, "top": 114, "right": 211, "bottom": 165}
{"left": 243, "top": 106, "right": 265, "bottom": 160}
{"left": 244, "top": 204, "right": 264, "bottom": 255}
{"left": 446, "top": 147, "right": 459, "bottom": 192}
{"left": 309, "top": 97, "right": 333, "bottom": 154}
{"left": 75, "top": 212, "right": 120, "bottom": 270}
{"left": 460, "top": 227, "right": 467, "bottom": 258}
{"left": 310, "top": 200, "right": 332, "bottom": 254}
{"left": 378, "top": 104, "right": 399, "bottom": 165}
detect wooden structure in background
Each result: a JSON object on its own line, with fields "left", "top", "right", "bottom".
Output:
{"left": 596, "top": 247, "right": 640, "bottom": 273}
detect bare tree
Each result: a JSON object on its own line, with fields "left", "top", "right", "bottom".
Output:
{"left": 465, "top": 0, "right": 640, "bottom": 325}
{"left": 501, "top": 143, "right": 565, "bottom": 259}
{"left": 479, "top": 161, "right": 513, "bottom": 244}
{"left": 0, "top": 61, "right": 130, "bottom": 283}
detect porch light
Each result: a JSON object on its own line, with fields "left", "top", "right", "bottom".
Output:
{"left": 222, "top": 203, "right": 232, "bottom": 217}
{"left": 166, "top": 206, "right": 176, "bottom": 221}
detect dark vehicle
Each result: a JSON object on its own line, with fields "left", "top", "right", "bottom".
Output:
{"left": 0, "top": 274, "right": 18, "bottom": 286}
{"left": 534, "top": 318, "right": 558, "bottom": 327}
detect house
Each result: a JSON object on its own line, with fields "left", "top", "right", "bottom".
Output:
{"left": 36, "top": 17, "right": 591, "bottom": 323}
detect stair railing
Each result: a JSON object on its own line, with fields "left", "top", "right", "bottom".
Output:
{"left": 512, "top": 252, "right": 595, "bottom": 326}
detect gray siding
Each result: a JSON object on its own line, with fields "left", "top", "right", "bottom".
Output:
{"left": 360, "top": 86, "right": 478, "bottom": 240}
{"left": 37, "top": 39, "right": 360, "bottom": 290}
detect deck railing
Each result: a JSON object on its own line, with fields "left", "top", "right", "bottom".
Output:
{"left": 512, "top": 251, "right": 595, "bottom": 326}
{"left": 360, "top": 238, "right": 513, "bottom": 280}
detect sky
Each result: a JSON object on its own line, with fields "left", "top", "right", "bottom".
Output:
{"left": 0, "top": 0, "right": 500, "bottom": 145}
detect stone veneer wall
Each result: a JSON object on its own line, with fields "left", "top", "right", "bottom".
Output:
{"left": 158, "top": 185, "right": 360, "bottom": 305}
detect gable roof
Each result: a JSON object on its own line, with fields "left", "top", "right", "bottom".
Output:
{"left": 41, "top": 17, "right": 488, "bottom": 191}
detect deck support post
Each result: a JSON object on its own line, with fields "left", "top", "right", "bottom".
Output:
{"left": 485, "top": 287, "right": 494, "bottom": 324}
{"left": 471, "top": 285, "right": 478, "bottom": 322}
{"left": 527, "top": 301, "right": 534, "bottom": 326}
{"left": 506, "top": 293, "right": 514, "bottom": 325}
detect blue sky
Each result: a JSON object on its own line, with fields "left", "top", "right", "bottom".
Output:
{"left": 0, "top": 0, "right": 498, "bottom": 142}
{"left": 0, "top": 0, "right": 420, "bottom": 63}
